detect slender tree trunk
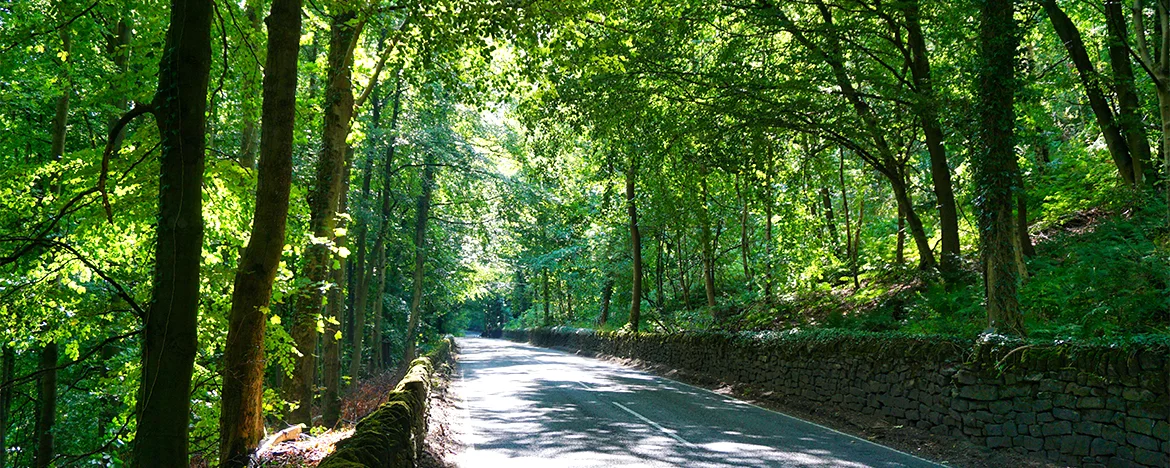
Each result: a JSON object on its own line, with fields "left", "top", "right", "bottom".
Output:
{"left": 838, "top": 152, "right": 856, "bottom": 288}
{"left": 699, "top": 175, "right": 716, "bottom": 309}
{"left": 737, "top": 174, "right": 753, "bottom": 283}
{"left": 365, "top": 81, "right": 402, "bottom": 374}
{"left": 35, "top": 20, "right": 70, "bottom": 466}
{"left": 598, "top": 278, "right": 614, "bottom": 326}
{"left": 1042, "top": 0, "right": 1135, "bottom": 185}
{"left": 676, "top": 231, "right": 691, "bottom": 310}
{"left": 403, "top": 157, "right": 436, "bottom": 365}
{"left": 896, "top": 202, "right": 906, "bottom": 264}
{"left": 322, "top": 159, "right": 350, "bottom": 427}
{"left": 0, "top": 346, "right": 11, "bottom": 468}
{"left": 904, "top": 0, "right": 960, "bottom": 271}
{"left": 542, "top": 268, "right": 551, "bottom": 325}
{"left": 978, "top": 0, "right": 1025, "bottom": 336}
{"left": 130, "top": 0, "right": 210, "bottom": 461}
{"left": 34, "top": 343, "right": 56, "bottom": 468}
{"left": 888, "top": 173, "right": 934, "bottom": 270}
{"left": 764, "top": 157, "right": 774, "bottom": 304}
{"left": 106, "top": 18, "right": 132, "bottom": 151}
{"left": 655, "top": 233, "right": 665, "bottom": 314}
{"left": 289, "top": 8, "right": 358, "bottom": 426}
{"left": 627, "top": 156, "right": 643, "bottom": 330}
{"left": 819, "top": 187, "right": 839, "bottom": 248}
{"left": 1106, "top": 0, "right": 1154, "bottom": 185}
{"left": 238, "top": 0, "right": 262, "bottom": 169}
{"left": 368, "top": 228, "right": 387, "bottom": 372}
{"left": 217, "top": 0, "right": 300, "bottom": 461}
{"left": 1133, "top": 1, "right": 1170, "bottom": 188}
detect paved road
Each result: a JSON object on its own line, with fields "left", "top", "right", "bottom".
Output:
{"left": 451, "top": 337, "right": 943, "bottom": 468}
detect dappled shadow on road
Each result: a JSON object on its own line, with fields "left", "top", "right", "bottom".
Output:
{"left": 452, "top": 338, "right": 934, "bottom": 468}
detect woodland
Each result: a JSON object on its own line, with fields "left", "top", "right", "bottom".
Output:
{"left": 0, "top": 0, "right": 1168, "bottom": 465}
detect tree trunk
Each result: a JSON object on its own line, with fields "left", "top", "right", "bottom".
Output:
{"left": 368, "top": 228, "right": 387, "bottom": 372}
{"left": 699, "top": 175, "right": 716, "bottom": 309}
{"left": 676, "top": 231, "right": 691, "bottom": 310}
{"left": 323, "top": 159, "right": 350, "bottom": 427}
{"left": 0, "top": 346, "right": 11, "bottom": 468}
{"left": 1042, "top": 0, "right": 1136, "bottom": 185}
{"left": 655, "top": 233, "right": 665, "bottom": 314}
{"left": 217, "top": 0, "right": 300, "bottom": 461}
{"left": 737, "top": 174, "right": 753, "bottom": 283}
{"left": 764, "top": 158, "right": 774, "bottom": 304}
{"left": 978, "top": 0, "right": 1025, "bottom": 336}
{"left": 627, "top": 156, "right": 643, "bottom": 330}
{"left": 35, "top": 342, "right": 57, "bottom": 468}
{"left": 888, "top": 173, "right": 934, "bottom": 270}
{"left": 289, "top": 9, "right": 358, "bottom": 426}
{"left": 1106, "top": 0, "right": 1154, "bottom": 185}
{"left": 838, "top": 152, "right": 856, "bottom": 288}
{"left": 404, "top": 158, "right": 437, "bottom": 365}
{"left": 783, "top": 2, "right": 938, "bottom": 270}
{"left": 131, "top": 0, "right": 210, "bottom": 461}
{"left": 542, "top": 268, "right": 551, "bottom": 325}
{"left": 905, "top": 0, "right": 961, "bottom": 270}
{"left": 896, "top": 202, "right": 906, "bottom": 264}
{"left": 819, "top": 187, "right": 839, "bottom": 248}
{"left": 367, "top": 81, "right": 403, "bottom": 374}
{"left": 598, "top": 278, "right": 614, "bottom": 326}
{"left": 238, "top": 0, "right": 262, "bottom": 169}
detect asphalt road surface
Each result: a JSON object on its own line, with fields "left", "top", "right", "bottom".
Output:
{"left": 451, "top": 337, "right": 943, "bottom": 468}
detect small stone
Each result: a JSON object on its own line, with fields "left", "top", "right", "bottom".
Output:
{"left": 1054, "top": 407, "right": 1081, "bottom": 422}
{"left": 1059, "top": 435, "right": 1091, "bottom": 456}
{"left": 1075, "top": 421, "right": 1103, "bottom": 437}
{"left": 1042, "top": 420, "right": 1072, "bottom": 436}
{"left": 1090, "top": 438, "right": 1116, "bottom": 456}
{"left": 1134, "top": 447, "right": 1168, "bottom": 467}
{"left": 987, "top": 436, "right": 1012, "bottom": 448}
{"left": 1128, "top": 433, "right": 1161, "bottom": 451}
{"left": 1126, "top": 417, "right": 1155, "bottom": 436}
{"left": 960, "top": 385, "right": 998, "bottom": 401}
{"left": 986, "top": 424, "right": 1004, "bottom": 436}
{"left": 1154, "top": 421, "right": 1170, "bottom": 442}
{"left": 1122, "top": 388, "right": 1153, "bottom": 402}
{"left": 1076, "top": 397, "right": 1104, "bottom": 409}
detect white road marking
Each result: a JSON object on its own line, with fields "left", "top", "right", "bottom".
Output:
{"left": 612, "top": 401, "right": 699, "bottom": 449}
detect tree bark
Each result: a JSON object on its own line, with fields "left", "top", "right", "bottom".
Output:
{"left": 323, "top": 157, "right": 351, "bottom": 427}
{"left": 289, "top": 8, "right": 358, "bottom": 426}
{"left": 819, "top": 187, "right": 839, "bottom": 248}
{"left": 403, "top": 156, "right": 437, "bottom": 365}
{"left": 675, "top": 231, "right": 691, "bottom": 310}
{"left": 365, "top": 82, "right": 403, "bottom": 374}
{"left": 238, "top": 0, "right": 262, "bottom": 169}
{"left": 764, "top": 154, "right": 774, "bottom": 304}
{"left": 368, "top": 227, "right": 387, "bottom": 372}
{"left": 130, "top": 0, "right": 210, "bottom": 461}
{"left": 217, "top": 0, "right": 300, "bottom": 461}
{"left": 34, "top": 342, "right": 56, "bottom": 468}
{"left": 838, "top": 152, "right": 856, "bottom": 288}
{"left": 737, "top": 173, "right": 753, "bottom": 283}
{"left": 598, "top": 277, "right": 614, "bottom": 326}
{"left": 1042, "top": 0, "right": 1136, "bottom": 185}
{"left": 542, "top": 268, "right": 551, "bottom": 325}
{"left": 627, "top": 156, "right": 643, "bottom": 330}
{"left": 904, "top": 0, "right": 960, "bottom": 270}
{"left": 0, "top": 346, "right": 11, "bottom": 468}
{"left": 978, "top": 0, "right": 1025, "bottom": 335}
{"left": 699, "top": 175, "right": 716, "bottom": 309}
{"left": 1105, "top": 0, "right": 1154, "bottom": 185}
{"left": 1133, "top": 0, "right": 1170, "bottom": 188}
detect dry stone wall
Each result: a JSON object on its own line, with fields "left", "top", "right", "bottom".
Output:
{"left": 504, "top": 328, "right": 1170, "bottom": 467}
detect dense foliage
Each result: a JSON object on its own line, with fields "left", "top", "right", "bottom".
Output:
{"left": 0, "top": 0, "right": 1167, "bottom": 465}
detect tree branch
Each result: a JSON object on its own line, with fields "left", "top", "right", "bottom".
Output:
{"left": 100, "top": 102, "right": 155, "bottom": 223}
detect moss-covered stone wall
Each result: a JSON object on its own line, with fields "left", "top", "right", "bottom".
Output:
{"left": 318, "top": 335, "right": 457, "bottom": 468}
{"left": 504, "top": 328, "right": 1169, "bottom": 467}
